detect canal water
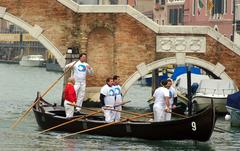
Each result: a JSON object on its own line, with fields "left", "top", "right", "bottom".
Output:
{"left": 0, "top": 63, "right": 239, "bottom": 151}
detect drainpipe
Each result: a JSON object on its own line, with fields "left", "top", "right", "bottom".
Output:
{"left": 232, "top": 0, "right": 236, "bottom": 41}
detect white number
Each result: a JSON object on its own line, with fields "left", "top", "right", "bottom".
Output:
{"left": 191, "top": 121, "right": 197, "bottom": 131}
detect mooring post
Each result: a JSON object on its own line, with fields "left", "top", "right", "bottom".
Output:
{"left": 152, "top": 68, "right": 159, "bottom": 95}
{"left": 187, "top": 65, "right": 192, "bottom": 116}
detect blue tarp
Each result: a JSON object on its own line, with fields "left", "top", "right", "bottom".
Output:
{"left": 226, "top": 91, "right": 240, "bottom": 110}
{"left": 171, "top": 66, "right": 201, "bottom": 80}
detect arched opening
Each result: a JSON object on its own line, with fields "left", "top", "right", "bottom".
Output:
{"left": 0, "top": 8, "right": 65, "bottom": 67}
{"left": 87, "top": 27, "right": 114, "bottom": 86}
{"left": 122, "top": 56, "right": 232, "bottom": 94}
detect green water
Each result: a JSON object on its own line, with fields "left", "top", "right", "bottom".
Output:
{"left": 0, "top": 63, "right": 239, "bottom": 151}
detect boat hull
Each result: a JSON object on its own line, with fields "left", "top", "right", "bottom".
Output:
{"left": 46, "top": 62, "right": 63, "bottom": 72}
{"left": 33, "top": 101, "right": 215, "bottom": 141}
{"left": 226, "top": 106, "right": 240, "bottom": 127}
{"left": 20, "top": 60, "right": 45, "bottom": 67}
{"left": 192, "top": 95, "right": 227, "bottom": 113}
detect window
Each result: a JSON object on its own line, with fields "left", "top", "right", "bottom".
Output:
{"left": 169, "top": 8, "right": 183, "bottom": 25}
{"left": 224, "top": 0, "right": 227, "bottom": 14}
{"left": 192, "top": 0, "right": 196, "bottom": 16}
{"left": 160, "top": 0, "right": 165, "bottom": 5}
{"left": 110, "top": 0, "right": 118, "bottom": 4}
{"left": 212, "top": 0, "right": 224, "bottom": 14}
{"left": 236, "top": 21, "right": 240, "bottom": 32}
{"left": 156, "top": 0, "right": 165, "bottom": 5}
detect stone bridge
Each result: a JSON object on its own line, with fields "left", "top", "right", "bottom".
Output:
{"left": 1, "top": 0, "right": 240, "bottom": 100}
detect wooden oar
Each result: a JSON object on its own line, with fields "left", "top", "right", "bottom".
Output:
{"left": 39, "top": 109, "right": 103, "bottom": 134}
{"left": 104, "top": 108, "right": 153, "bottom": 118}
{"left": 61, "top": 112, "right": 153, "bottom": 139}
{"left": 67, "top": 100, "right": 131, "bottom": 114}
{"left": 68, "top": 101, "right": 153, "bottom": 119}
{"left": 11, "top": 61, "right": 78, "bottom": 129}
{"left": 170, "top": 111, "right": 188, "bottom": 118}
{"left": 40, "top": 101, "right": 131, "bottom": 134}
{"left": 214, "top": 126, "right": 234, "bottom": 134}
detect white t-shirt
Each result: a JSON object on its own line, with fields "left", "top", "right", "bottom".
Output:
{"left": 153, "top": 87, "right": 170, "bottom": 106}
{"left": 100, "top": 84, "right": 115, "bottom": 106}
{"left": 113, "top": 85, "right": 122, "bottom": 104}
{"left": 65, "top": 60, "right": 93, "bottom": 82}
{"left": 169, "top": 86, "right": 177, "bottom": 105}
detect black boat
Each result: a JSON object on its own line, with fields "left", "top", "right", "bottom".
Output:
{"left": 33, "top": 96, "right": 216, "bottom": 142}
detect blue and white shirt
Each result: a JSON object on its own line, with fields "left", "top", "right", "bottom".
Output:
{"left": 100, "top": 84, "right": 115, "bottom": 106}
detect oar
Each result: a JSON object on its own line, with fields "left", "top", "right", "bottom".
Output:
{"left": 103, "top": 108, "right": 153, "bottom": 118}
{"left": 40, "top": 101, "right": 131, "bottom": 134}
{"left": 60, "top": 112, "right": 153, "bottom": 139}
{"left": 214, "top": 126, "right": 234, "bottom": 134}
{"left": 39, "top": 109, "right": 103, "bottom": 134}
{"left": 11, "top": 60, "right": 78, "bottom": 129}
{"left": 67, "top": 100, "right": 131, "bottom": 113}
{"left": 68, "top": 101, "right": 153, "bottom": 119}
{"left": 170, "top": 111, "right": 188, "bottom": 118}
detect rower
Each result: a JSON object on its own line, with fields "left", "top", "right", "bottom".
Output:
{"left": 100, "top": 77, "right": 116, "bottom": 122}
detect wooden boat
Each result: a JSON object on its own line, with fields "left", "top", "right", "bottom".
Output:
{"left": 33, "top": 96, "right": 216, "bottom": 142}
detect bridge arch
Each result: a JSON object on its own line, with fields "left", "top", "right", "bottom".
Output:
{"left": 122, "top": 56, "right": 232, "bottom": 93}
{"left": 0, "top": 6, "right": 65, "bottom": 67}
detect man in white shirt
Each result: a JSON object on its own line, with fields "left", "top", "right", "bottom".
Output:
{"left": 100, "top": 77, "right": 115, "bottom": 122}
{"left": 166, "top": 78, "right": 177, "bottom": 121}
{"left": 112, "top": 75, "right": 123, "bottom": 121}
{"left": 152, "top": 80, "right": 171, "bottom": 122}
{"left": 65, "top": 53, "right": 94, "bottom": 112}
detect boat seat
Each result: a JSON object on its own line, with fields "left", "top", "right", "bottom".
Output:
{"left": 53, "top": 115, "right": 68, "bottom": 119}
{"left": 45, "top": 111, "right": 56, "bottom": 116}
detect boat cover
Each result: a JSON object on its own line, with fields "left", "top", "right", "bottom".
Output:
{"left": 174, "top": 73, "right": 210, "bottom": 95}
{"left": 197, "top": 79, "right": 238, "bottom": 96}
{"left": 226, "top": 91, "right": 240, "bottom": 110}
{"left": 171, "top": 66, "right": 201, "bottom": 80}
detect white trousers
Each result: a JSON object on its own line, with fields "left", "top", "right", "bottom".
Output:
{"left": 74, "top": 81, "right": 86, "bottom": 111}
{"left": 114, "top": 99, "right": 122, "bottom": 121}
{"left": 153, "top": 103, "right": 172, "bottom": 122}
{"left": 102, "top": 106, "right": 115, "bottom": 122}
{"left": 64, "top": 100, "right": 75, "bottom": 118}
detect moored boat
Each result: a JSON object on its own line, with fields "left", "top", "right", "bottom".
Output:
{"left": 19, "top": 55, "right": 45, "bottom": 67}
{"left": 226, "top": 91, "right": 240, "bottom": 126}
{"left": 33, "top": 95, "right": 216, "bottom": 141}
{"left": 192, "top": 79, "right": 238, "bottom": 113}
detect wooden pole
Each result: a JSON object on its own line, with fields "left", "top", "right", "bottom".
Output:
{"left": 11, "top": 60, "right": 78, "bottom": 129}
{"left": 61, "top": 112, "right": 153, "bottom": 139}
{"left": 187, "top": 65, "right": 192, "bottom": 116}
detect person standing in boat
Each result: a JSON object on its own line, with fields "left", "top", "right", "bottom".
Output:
{"left": 166, "top": 78, "right": 177, "bottom": 120}
{"left": 64, "top": 77, "right": 77, "bottom": 118}
{"left": 112, "top": 75, "right": 123, "bottom": 121}
{"left": 100, "top": 77, "right": 116, "bottom": 122}
{"left": 152, "top": 80, "right": 171, "bottom": 122}
{"left": 65, "top": 53, "right": 94, "bottom": 112}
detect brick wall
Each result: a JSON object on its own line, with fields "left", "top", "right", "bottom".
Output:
{"left": 0, "top": 0, "right": 240, "bottom": 88}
